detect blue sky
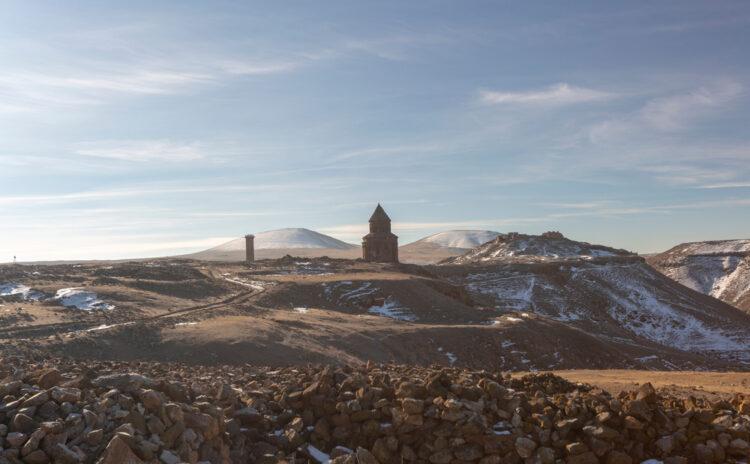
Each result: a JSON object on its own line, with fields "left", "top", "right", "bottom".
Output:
{"left": 1, "top": 1, "right": 749, "bottom": 261}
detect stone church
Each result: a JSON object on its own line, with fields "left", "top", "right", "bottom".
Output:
{"left": 362, "top": 204, "right": 399, "bottom": 263}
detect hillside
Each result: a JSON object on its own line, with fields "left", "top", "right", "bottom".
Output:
{"left": 443, "top": 231, "right": 633, "bottom": 264}
{"left": 648, "top": 239, "right": 750, "bottom": 312}
{"left": 399, "top": 230, "right": 501, "bottom": 264}
{"left": 437, "top": 232, "right": 750, "bottom": 367}
{"left": 410, "top": 230, "right": 501, "bottom": 249}
{"left": 2, "top": 232, "right": 749, "bottom": 370}
{"left": 185, "top": 228, "right": 360, "bottom": 261}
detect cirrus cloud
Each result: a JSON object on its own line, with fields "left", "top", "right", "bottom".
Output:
{"left": 480, "top": 83, "right": 615, "bottom": 106}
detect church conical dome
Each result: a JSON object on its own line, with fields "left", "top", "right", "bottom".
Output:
{"left": 369, "top": 203, "right": 391, "bottom": 222}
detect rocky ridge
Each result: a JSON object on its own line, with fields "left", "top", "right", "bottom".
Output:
{"left": 442, "top": 232, "right": 633, "bottom": 265}
{"left": 1, "top": 357, "right": 749, "bottom": 464}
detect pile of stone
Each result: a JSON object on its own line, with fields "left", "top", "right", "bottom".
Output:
{"left": 1, "top": 357, "right": 749, "bottom": 464}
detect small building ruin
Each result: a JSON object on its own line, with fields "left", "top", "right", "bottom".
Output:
{"left": 245, "top": 234, "right": 255, "bottom": 262}
{"left": 362, "top": 204, "right": 398, "bottom": 263}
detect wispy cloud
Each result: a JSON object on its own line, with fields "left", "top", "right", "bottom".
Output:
{"left": 74, "top": 140, "right": 204, "bottom": 162}
{"left": 639, "top": 80, "right": 743, "bottom": 131}
{"left": 334, "top": 143, "right": 443, "bottom": 160}
{"left": 0, "top": 28, "right": 450, "bottom": 116}
{"left": 697, "top": 182, "right": 750, "bottom": 189}
{"left": 480, "top": 83, "right": 614, "bottom": 106}
{"left": 0, "top": 69, "right": 213, "bottom": 112}
{"left": 0, "top": 182, "right": 316, "bottom": 207}
{"left": 636, "top": 164, "right": 737, "bottom": 187}
{"left": 647, "top": 16, "right": 750, "bottom": 34}
{"left": 589, "top": 80, "right": 744, "bottom": 141}
{"left": 217, "top": 60, "right": 302, "bottom": 75}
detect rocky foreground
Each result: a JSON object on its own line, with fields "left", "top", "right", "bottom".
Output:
{"left": 1, "top": 358, "right": 749, "bottom": 464}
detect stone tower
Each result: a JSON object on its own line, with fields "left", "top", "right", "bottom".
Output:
{"left": 362, "top": 204, "right": 398, "bottom": 263}
{"left": 245, "top": 234, "right": 255, "bottom": 262}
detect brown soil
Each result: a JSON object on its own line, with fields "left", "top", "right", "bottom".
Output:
{"left": 523, "top": 370, "right": 750, "bottom": 400}
{"left": 1, "top": 257, "right": 748, "bottom": 372}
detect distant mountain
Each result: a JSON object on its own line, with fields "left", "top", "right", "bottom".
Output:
{"left": 399, "top": 230, "right": 501, "bottom": 264}
{"left": 214, "top": 228, "right": 356, "bottom": 250}
{"left": 648, "top": 239, "right": 750, "bottom": 313}
{"left": 185, "top": 228, "right": 359, "bottom": 261}
{"left": 413, "top": 230, "right": 501, "bottom": 249}
{"left": 442, "top": 231, "right": 633, "bottom": 264}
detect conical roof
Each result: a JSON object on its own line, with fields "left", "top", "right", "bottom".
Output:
{"left": 369, "top": 203, "right": 391, "bottom": 222}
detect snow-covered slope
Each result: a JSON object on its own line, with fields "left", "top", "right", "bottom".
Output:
{"left": 397, "top": 230, "right": 501, "bottom": 264}
{"left": 184, "top": 228, "right": 359, "bottom": 261}
{"left": 436, "top": 233, "right": 750, "bottom": 363}
{"left": 648, "top": 239, "right": 750, "bottom": 312}
{"left": 410, "top": 230, "right": 501, "bottom": 249}
{"left": 446, "top": 260, "right": 750, "bottom": 360}
{"left": 211, "top": 228, "right": 356, "bottom": 251}
{"left": 443, "top": 231, "right": 632, "bottom": 264}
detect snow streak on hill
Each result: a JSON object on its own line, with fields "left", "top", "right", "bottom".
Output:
{"left": 208, "top": 228, "right": 357, "bottom": 251}
{"left": 648, "top": 239, "right": 750, "bottom": 312}
{"left": 411, "top": 230, "right": 501, "bottom": 249}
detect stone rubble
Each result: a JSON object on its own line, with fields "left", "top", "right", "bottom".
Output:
{"left": 0, "top": 357, "right": 749, "bottom": 463}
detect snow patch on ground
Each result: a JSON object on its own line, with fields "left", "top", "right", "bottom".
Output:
{"left": 87, "top": 324, "right": 118, "bottom": 332}
{"left": 222, "top": 275, "right": 267, "bottom": 291}
{"left": 306, "top": 445, "right": 330, "bottom": 464}
{"left": 464, "top": 272, "right": 582, "bottom": 321}
{"left": 0, "top": 282, "right": 45, "bottom": 300}
{"left": 340, "top": 282, "right": 377, "bottom": 301}
{"left": 84, "top": 322, "right": 134, "bottom": 333}
{"left": 53, "top": 288, "right": 114, "bottom": 311}
{"left": 437, "top": 347, "right": 457, "bottom": 363}
{"left": 368, "top": 298, "right": 416, "bottom": 321}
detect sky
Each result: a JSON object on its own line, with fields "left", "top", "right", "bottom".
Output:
{"left": 1, "top": 1, "right": 749, "bottom": 261}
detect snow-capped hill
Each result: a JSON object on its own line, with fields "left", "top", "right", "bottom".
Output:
{"left": 656, "top": 239, "right": 750, "bottom": 257}
{"left": 648, "top": 239, "right": 750, "bottom": 312}
{"left": 210, "top": 228, "right": 356, "bottom": 251}
{"left": 183, "top": 228, "right": 360, "bottom": 261}
{"left": 413, "top": 230, "right": 501, "bottom": 249}
{"left": 397, "top": 230, "right": 502, "bottom": 264}
{"left": 443, "top": 231, "right": 633, "bottom": 264}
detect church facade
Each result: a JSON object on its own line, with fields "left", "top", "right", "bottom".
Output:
{"left": 362, "top": 204, "right": 399, "bottom": 263}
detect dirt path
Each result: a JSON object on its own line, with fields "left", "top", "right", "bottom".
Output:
{"left": 0, "top": 282, "right": 263, "bottom": 341}
{"left": 517, "top": 369, "right": 750, "bottom": 399}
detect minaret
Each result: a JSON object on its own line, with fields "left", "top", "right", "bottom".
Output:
{"left": 245, "top": 234, "right": 255, "bottom": 262}
{"left": 362, "top": 204, "right": 399, "bottom": 263}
